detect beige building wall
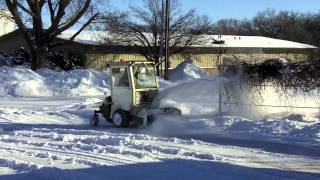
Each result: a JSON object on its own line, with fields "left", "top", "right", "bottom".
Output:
{"left": 84, "top": 51, "right": 309, "bottom": 74}
{"left": 85, "top": 53, "right": 218, "bottom": 69}
{"left": 85, "top": 53, "right": 146, "bottom": 69}
{"left": 0, "top": 9, "right": 15, "bottom": 36}
{"left": 224, "top": 53, "right": 309, "bottom": 63}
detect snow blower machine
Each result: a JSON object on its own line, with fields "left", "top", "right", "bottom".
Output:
{"left": 89, "top": 61, "right": 181, "bottom": 128}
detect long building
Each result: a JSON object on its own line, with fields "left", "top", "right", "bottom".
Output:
{"left": 0, "top": 30, "right": 318, "bottom": 73}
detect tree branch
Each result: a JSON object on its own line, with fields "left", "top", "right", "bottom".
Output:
{"left": 5, "top": 0, "right": 34, "bottom": 52}
{"left": 52, "top": 0, "right": 92, "bottom": 37}
{"left": 69, "top": 13, "right": 98, "bottom": 41}
{"left": 47, "top": 0, "right": 55, "bottom": 23}
{"left": 12, "top": 0, "right": 36, "bottom": 17}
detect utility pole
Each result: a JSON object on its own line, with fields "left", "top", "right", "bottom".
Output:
{"left": 212, "top": 36, "right": 225, "bottom": 114}
{"left": 159, "top": 0, "right": 165, "bottom": 77}
{"left": 164, "top": 0, "right": 170, "bottom": 80}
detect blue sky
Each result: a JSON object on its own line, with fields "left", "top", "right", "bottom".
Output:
{"left": 109, "top": 0, "right": 320, "bottom": 21}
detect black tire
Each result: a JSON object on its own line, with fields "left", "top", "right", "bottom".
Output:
{"left": 147, "top": 115, "right": 155, "bottom": 125}
{"left": 105, "top": 118, "right": 113, "bottom": 123}
{"left": 89, "top": 113, "right": 99, "bottom": 127}
{"left": 112, "top": 109, "right": 131, "bottom": 128}
{"left": 101, "top": 96, "right": 112, "bottom": 119}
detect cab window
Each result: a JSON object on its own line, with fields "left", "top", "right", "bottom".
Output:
{"left": 133, "top": 63, "right": 157, "bottom": 89}
{"left": 112, "top": 67, "right": 130, "bottom": 87}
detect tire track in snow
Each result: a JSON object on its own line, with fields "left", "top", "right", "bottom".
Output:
{"left": 0, "top": 143, "right": 119, "bottom": 167}
{"left": 0, "top": 139, "right": 142, "bottom": 167}
{"left": 0, "top": 128, "right": 221, "bottom": 169}
{"left": 0, "top": 129, "right": 156, "bottom": 168}
{"left": 0, "top": 156, "right": 39, "bottom": 174}
{"left": 140, "top": 139, "right": 320, "bottom": 173}
{"left": 1, "top": 125, "right": 320, "bottom": 174}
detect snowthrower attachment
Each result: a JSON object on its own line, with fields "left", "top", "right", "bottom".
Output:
{"left": 136, "top": 107, "right": 182, "bottom": 127}
{"left": 89, "top": 61, "right": 182, "bottom": 128}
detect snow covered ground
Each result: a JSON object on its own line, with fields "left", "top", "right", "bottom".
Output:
{"left": 0, "top": 63, "right": 319, "bottom": 179}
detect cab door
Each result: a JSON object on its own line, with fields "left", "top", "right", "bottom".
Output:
{"left": 111, "top": 66, "right": 133, "bottom": 111}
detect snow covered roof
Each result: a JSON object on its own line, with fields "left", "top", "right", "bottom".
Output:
{"left": 202, "top": 35, "right": 318, "bottom": 49}
{"left": 57, "top": 30, "right": 107, "bottom": 45}
{"left": 58, "top": 30, "right": 318, "bottom": 49}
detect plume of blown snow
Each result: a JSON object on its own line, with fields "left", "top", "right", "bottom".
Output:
{"left": 155, "top": 76, "right": 227, "bottom": 116}
{"left": 157, "top": 61, "right": 320, "bottom": 119}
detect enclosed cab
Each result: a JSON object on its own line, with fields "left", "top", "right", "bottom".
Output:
{"left": 90, "top": 61, "right": 181, "bottom": 128}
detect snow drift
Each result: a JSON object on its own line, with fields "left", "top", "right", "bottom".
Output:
{"left": 0, "top": 66, "right": 110, "bottom": 97}
{"left": 169, "top": 60, "right": 208, "bottom": 81}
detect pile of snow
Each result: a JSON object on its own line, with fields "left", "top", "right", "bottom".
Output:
{"left": 169, "top": 60, "right": 208, "bottom": 81}
{"left": 0, "top": 66, "right": 110, "bottom": 97}
{"left": 0, "top": 60, "right": 207, "bottom": 97}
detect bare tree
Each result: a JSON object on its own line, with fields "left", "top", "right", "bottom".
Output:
{"left": 215, "top": 19, "right": 241, "bottom": 35}
{"left": 1, "top": 0, "right": 106, "bottom": 70}
{"left": 101, "top": 0, "right": 211, "bottom": 74}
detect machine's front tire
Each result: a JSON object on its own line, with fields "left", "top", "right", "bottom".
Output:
{"left": 112, "top": 110, "right": 131, "bottom": 128}
{"left": 89, "top": 113, "right": 99, "bottom": 127}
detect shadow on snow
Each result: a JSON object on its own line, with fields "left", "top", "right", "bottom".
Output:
{"left": 0, "top": 159, "right": 319, "bottom": 180}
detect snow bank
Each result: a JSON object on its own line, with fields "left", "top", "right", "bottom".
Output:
{"left": 0, "top": 66, "right": 110, "bottom": 97}
{"left": 169, "top": 60, "right": 208, "bottom": 81}
{"left": 0, "top": 60, "right": 206, "bottom": 97}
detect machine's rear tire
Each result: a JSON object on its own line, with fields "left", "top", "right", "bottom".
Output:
{"left": 112, "top": 110, "right": 131, "bottom": 128}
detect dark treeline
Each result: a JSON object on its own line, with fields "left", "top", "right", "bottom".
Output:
{"left": 210, "top": 9, "right": 320, "bottom": 47}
